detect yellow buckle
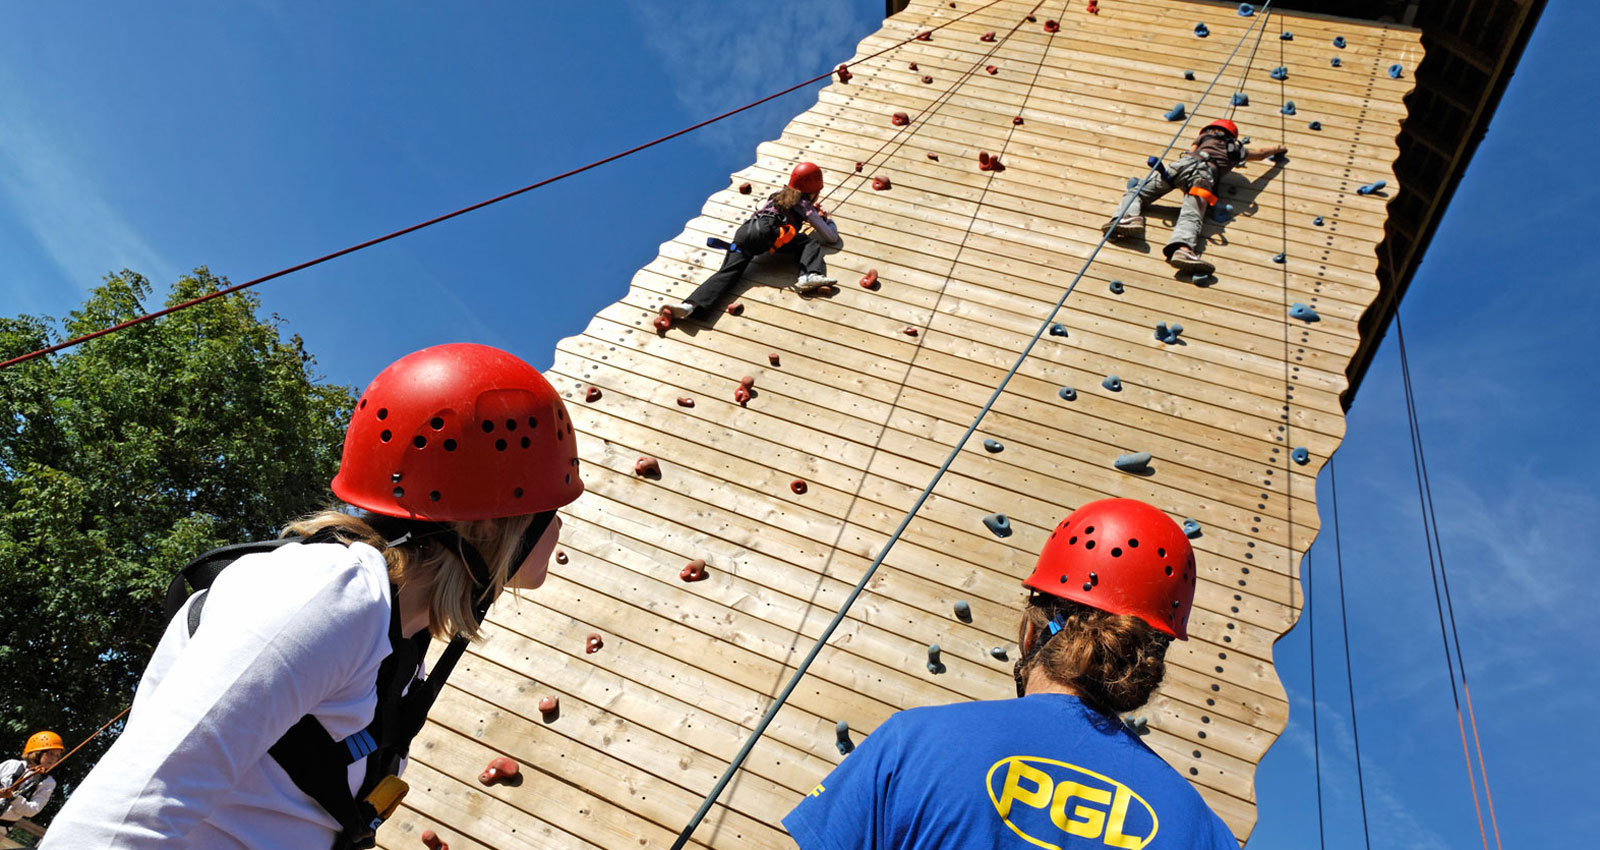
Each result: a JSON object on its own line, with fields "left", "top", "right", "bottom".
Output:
{"left": 366, "top": 775, "right": 409, "bottom": 822}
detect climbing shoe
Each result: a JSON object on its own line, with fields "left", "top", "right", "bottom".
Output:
{"left": 795, "top": 273, "right": 837, "bottom": 293}
{"left": 1167, "top": 245, "right": 1215, "bottom": 275}
{"left": 1101, "top": 215, "right": 1145, "bottom": 240}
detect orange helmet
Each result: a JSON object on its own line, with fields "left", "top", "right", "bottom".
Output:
{"left": 788, "top": 162, "right": 824, "bottom": 194}
{"left": 24, "top": 731, "right": 63, "bottom": 756}
{"left": 1202, "top": 119, "right": 1239, "bottom": 137}
{"left": 332, "top": 344, "right": 584, "bottom": 521}
{"left": 1022, "top": 499, "right": 1197, "bottom": 638}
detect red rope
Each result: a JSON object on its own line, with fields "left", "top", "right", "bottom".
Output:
{"left": 0, "top": 0, "right": 1011, "bottom": 372}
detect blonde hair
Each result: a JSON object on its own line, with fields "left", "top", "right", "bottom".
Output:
{"left": 283, "top": 509, "right": 535, "bottom": 641}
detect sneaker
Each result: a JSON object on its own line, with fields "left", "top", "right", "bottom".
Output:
{"left": 1167, "top": 245, "right": 1215, "bottom": 275}
{"left": 1101, "top": 215, "right": 1145, "bottom": 240}
{"left": 665, "top": 302, "right": 693, "bottom": 319}
{"left": 796, "top": 273, "right": 837, "bottom": 292}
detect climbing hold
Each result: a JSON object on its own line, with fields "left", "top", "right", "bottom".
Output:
{"left": 791, "top": 479, "right": 808, "bottom": 495}
{"left": 916, "top": 30, "right": 932, "bottom": 41}
{"left": 1270, "top": 66, "right": 1289, "bottom": 80}
{"left": 926, "top": 644, "right": 946, "bottom": 674}
{"left": 1102, "top": 375, "right": 1122, "bottom": 392}
{"left": 983, "top": 438, "right": 1004, "bottom": 453}
{"left": 891, "top": 111, "right": 910, "bottom": 127}
{"left": 977, "top": 151, "right": 1005, "bottom": 172}
{"left": 1184, "top": 70, "right": 1196, "bottom": 80}
{"left": 739, "top": 375, "right": 755, "bottom": 391}
{"left": 734, "top": 386, "right": 751, "bottom": 405}
{"left": 1012, "top": 116, "right": 1024, "bottom": 126}
{"left": 1333, "top": 36, "right": 1346, "bottom": 48}
{"left": 555, "top": 549, "right": 568, "bottom": 565}
{"left": 990, "top": 646, "right": 1009, "bottom": 661}
{"left": 1049, "top": 323, "right": 1068, "bottom": 337}
{"left": 1058, "top": 387, "right": 1077, "bottom": 401}
{"left": 584, "top": 386, "right": 602, "bottom": 403}
{"left": 986, "top": 65, "right": 999, "bottom": 75}
{"left": 954, "top": 600, "right": 973, "bottom": 622}
{"left": 1026, "top": 14, "right": 1037, "bottom": 22}
{"left": 1231, "top": 92, "right": 1249, "bottom": 106}
{"left": 908, "top": 62, "right": 918, "bottom": 71}
{"left": 1127, "top": 177, "right": 1140, "bottom": 189}
{"left": 1192, "top": 272, "right": 1213, "bottom": 285}
{"left": 635, "top": 456, "right": 660, "bottom": 477}
{"left": 872, "top": 176, "right": 892, "bottom": 191}
{"left": 856, "top": 269, "right": 879, "bottom": 291}
{"left": 421, "top": 830, "right": 448, "bottom": 850}
{"left": 1313, "top": 216, "right": 1325, "bottom": 226}
{"left": 921, "top": 75, "right": 933, "bottom": 84}
{"left": 902, "top": 326, "right": 919, "bottom": 337}
{"left": 738, "top": 182, "right": 752, "bottom": 194}
{"left": 1272, "top": 252, "right": 1286, "bottom": 263}
{"left": 478, "top": 757, "right": 521, "bottom": 787}
{"left": 1086, "top": 0, "right": 1099, "bottom": 14}
{"left": 1109, "top": 280, "right": 1125, "bottom": 294}
{"left": 1114, "top": 451, "right": 1153, "bottom": 473}
{"left": 1194, "top": 22, "right": 1210, "bottom": 38}
{"left": 1238, "top": 3, "right": 1255, "bottom": 16}
{"left": 680, "top": 558, "right": 709, "bottom": 582}
{"left": 1211, "top": 203, "right": 1235, "bottom": 223}
{"left": 1124, "top": 716, "right": 1150, "bottom": 735}
{"left": 1165, "top": 104, "right": 1187, "bottom": 121}
{"left": 1388, "top": 63, "right": 1404, "bottom": 78}
{"left": 726, "top": 301, "right": 744, "bottom": 316}
{"left": 983, "top": 512, "right": 1013, "bottom": 538}
{"left": 1044, "top": 20, "right": 1060, "bottom": 33}
{"left": 1154, "top": 322, "right": 1183, "bottom": 344}
{"left": 585, "top": 633, "right": 604, "bottom": 654}
{"left": 926, "top": 152, "right": 939, "bottom": 161}
{"left": 1358, "top": 179, "right": 1387, "bottom": 195}
{"left": 538, "top": 696, "right": 559, "bottom": 715}
{"left": 854, "top": 161, "right": 864, "bottom": 172}
{"left": 1182, "top": 518, "right": 1202, "bottom": 538}
{"left": 1292, "top": 447, "right": 1310, "bottom": 465}
{"left": 1308, "top": 121, "right": 1323, "bottom": 131}
{"left": 980, "top": 31, "right": 996, "bottom": 42}
{"left": 654, "top": 307, "right": 673, "bottom": 332}
{"left": 1281, "top": 101, "right": 1297, "bottom": 115}
{"left": 1280, "top": 31, "right": 1294, "bottom": 40}
{"left": 1289, "top": 302, "right": 1321, "bottom": 323}
{"left": 676, "top": 397, "right": 695, "bottom": 409}
{"left": 836, "top": 721, "right": 855, "bottom": 755}
{"left": 769, "top": 352, "right": 782, "bottom": 366}
{"left": 1330, "top": 57, "right": 1342, "bottom": 68}
{"left": 835, "top": 64, "right": 852, "bottom": 84}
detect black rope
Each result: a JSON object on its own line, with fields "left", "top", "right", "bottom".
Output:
{"left": 1226, "top": 7, "right": 1274, "bottom": 120}
{"left": 1328, "top": 461, "right": 1373, "bottom": 850}
{"left": 1306, "top": 551, "right": 1326, "bottom": 850}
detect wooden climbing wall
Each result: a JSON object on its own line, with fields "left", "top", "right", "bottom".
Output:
{"left": 379, "top": 1, "right": 1420, "bottom": 847}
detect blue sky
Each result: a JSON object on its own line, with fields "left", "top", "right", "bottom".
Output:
{"left": 1, "top": 1, "right": 1592, "bottom": 847}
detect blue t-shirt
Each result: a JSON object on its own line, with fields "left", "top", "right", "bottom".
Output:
{"left": 784, "top": 694, "right": 1236, "bottom": 850}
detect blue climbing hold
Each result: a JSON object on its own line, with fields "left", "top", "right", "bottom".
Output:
{"left": 1313, "top": 216, "right": 1325, "bottom": 226}
{"left": 1308, "top": 121, "right": 1323, "bottom": 131}
{"left": 983, "top": 438, "right": 1004, "bottom": 453}
{"left": 1115, "top": 452, "right": 1153, "bottom": 473}
{"left": 1155, "top": 322, "right": 1183, "bottom": 344}
{"left": 983, "top": 513, "right": 1013, "bottom": 538}
{"left": 1102, "top": 375, "right": 1122, "bottom": 392}
{"left": 1238, "top": 3, "right": 1255, "bottom": 16}
{"left": 1184, "top": 70, "right": 1196, "bottom": 80}
{"left": 1291, "top": 447, "right": 1310, "bottom": 465}
{"left": 1270, "top": 66, "right": 1289, "bottom": 81}
{"left": 1231, "top": 92, "right": 1249, "bottom": 107}
{"left": 1127, "top": 177, "right": 1141, "bottom": 189}
{"left": 1147, "top": 156, "right": 1171, "bottom": 182}
{"left": 836, "top": 721, "right": 855, "bottom": 755}
{"left": 1281, "top": 101, "right": 1297, "bottom": 115}
{"left": 1333, "top": 36, "right": 1347, "bottom": 48}
{"left": 1165, "top": 103, "right": 1187, "bottom": 121}
{"left": 1272, "top": 252, "right": 1286, "bottom": 264}
{"left": 954, "top": 600, "right": 973, "bottom": 621}
{"left": 1183, "top": 518, "right": 1202, "bottom": 539}
{"left": 1195, "top": 22, "right": 1210, "bottom": 38}
{"left": 1049, "top": 323, "right": 1068, "bottom": 337}
{"left": 1358, "top": 179, "right": 1387, "bottom": 195}
{"left": 1109, "top": 280, "right": 1125, "bottom": 294}
{"left": 706, "top": 237, "right": 737, "bottom": 251}
{"left": 1280, "top": 31, "right": 1294, "bottom": 41}
{"left": 1331, "top": 57, "right": 1342, "bottom": 68}
{"left": 1289, "top": 302, "right": 1321, "bottom": 322}
{"left": 927, "top": 644, "right": 946, "bottom": 674}
{"left": 1211, "top": 203, "right": 1235, "bottom": 223}
{"left": 1389, "top": 64, "right": 1404, "bottom": 79}
{"left": 1058, "top": 387, "right": 1077, "bottom": 401}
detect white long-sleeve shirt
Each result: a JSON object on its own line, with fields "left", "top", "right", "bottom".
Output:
{"left": 42, "top": 540, "right": 402, "bottom": 850}
{"left": 0, "top": 759, "right": 55, "bottom": 822}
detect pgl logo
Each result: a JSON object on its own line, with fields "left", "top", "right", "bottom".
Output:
{"left": 986, "top": 756, "right": 1157, "bottom": 849}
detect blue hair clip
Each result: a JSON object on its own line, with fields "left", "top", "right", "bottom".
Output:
{"left": 1047, "top": 615, "right": 1067, "bottom": 636}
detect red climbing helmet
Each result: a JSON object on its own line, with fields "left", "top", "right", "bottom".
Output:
{"left": 788, "top": 161, "right": 824, "bottom": 194}
{"left": 332, "top": 343, "right": 584, "bottom": 522}
{"left": 1022, "top": 499, "right": 1197, "bottom": 639}
{"left": 1202, "top": 119, "right": 1239, "bottom": 138}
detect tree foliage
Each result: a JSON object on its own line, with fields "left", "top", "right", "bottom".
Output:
{"left": 0, "top": 269, "right": 354, "bottom": 816}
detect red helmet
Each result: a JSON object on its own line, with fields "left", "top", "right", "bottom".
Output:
{"left": 788, "top": 162, "right": 824, "bottom": 194}
{"left": 332, "top": 344, "right": 584, "bottom": 522}
{"left": 1202, "top": 119, "right": 1239, "bottom": 137}
{"left": 1022, "top": 499, "right": 1197, "bottom": 639}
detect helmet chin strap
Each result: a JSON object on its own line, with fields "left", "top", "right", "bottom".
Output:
{"left": 388, "top": 510, "right": 558, "bottom": 629}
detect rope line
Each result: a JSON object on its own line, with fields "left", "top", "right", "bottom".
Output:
{"left": 1306, "top": 551, "right": 1326, "bottom": 850}
{"left": 1, "top": 706, "right": 130, "bottom": 797}
{"left": 0, "top": 0, "right": 1015, "bottom": 373}
{"left": 670, "top": 3, "right": 1280, "bottom": 845}
{"left": 1328, "top": 461, "right": 1373, "bottom": 850}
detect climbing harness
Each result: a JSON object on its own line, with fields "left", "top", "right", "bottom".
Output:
{"left": 1187, "top": 185, "right": 1220, "bottom": 207}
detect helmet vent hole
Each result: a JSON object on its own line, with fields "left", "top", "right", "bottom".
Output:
{"left": 528, "top": 416, "right": 538, "bottom": 428}
{"left": 557, "top": 430, "right": 565, "bottom": 441}
{"left": 443, "top": 439, "right": 457, "bottom": 452}
{"left": 413, "top": 436, "right": 427, "bottom": 449}
{"left": 429, "top": 490, "right": 441, "bottom": 501}
{"left": 1127, "top": 538, "right": 1139, "bottom": 548}
{"left": 392, "top": 486, "right": 404, "bottom": 498}
{"left": 1085, "top": 525, "right": 1095, "bottom": 534}
{"left": 506, "top": 419, "right": 517, "bottom": 431}
{"left": 377, "top": 408, "right": 388, "bottom": 420}
{"left": 1082, "top": 581, "right": 1093, "bottom": 591}
{"left": 1110, "top": 547, "right": 1122, "bottom": 557}
{"left": 1157, "top": 547, "right": 1167, "bottom": 558}
{"left": 1084, "top": 540, "right": 1096, "bottom": 550}
{"left": 521, "top": 436, "right": 531, "bottom": 449}
{"left": 1089, "top": 572, "right": 1098, "bottom": 585}
{"left": 359, "top": 399, "right": 367, "bottom": 409}
{"left": 380, "top": 430, "right": 393, "bottom": 443}
{"left": 514, "top": 487, "right": 525, "bottom": 498}
{"left": 495, "top": 439, "right": 508, "bottom": 451}
{"left": 482, "top": 421, "right": 495, "bottom": 433}
{"left": 430, "top": 417, "right": 444, "bottom": 430}
{"left": 558, "top": 408, "right": 566, "bottom": 421}
{"left": 565, "top": 473, "right": 572, "bottom": 484}
{"left": 1058, "top": 575, "right": 1068, "bottom": 583}
{"left": 1069, "top": 536, "right": 1078, "bottom": 545}
{"left": 1165, "top": 565, "right": 1174, "bottom": 576}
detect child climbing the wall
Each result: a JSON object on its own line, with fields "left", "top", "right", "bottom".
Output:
{"left": 784, "top": 499, "right": 1238, "bottom": 850}
{"left": 1104, "top": 119, "right": 1288, "bottom": 276}
{"left": 0, "top": 732, "right": 64, "bottom": 829}
{"left": 659, "top": 162, "right": 840, "bottom": 328}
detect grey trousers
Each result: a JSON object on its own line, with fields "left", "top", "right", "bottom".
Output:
{"left": 1116, "top": 155, "right": 1216, "bottom": 256}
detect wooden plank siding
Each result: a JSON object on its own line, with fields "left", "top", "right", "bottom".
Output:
{"left": 380, "top": 1, "right": 1420, "bottom": 847}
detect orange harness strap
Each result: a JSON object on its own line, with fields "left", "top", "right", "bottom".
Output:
{"left": 770, "top": 224, "right": 797, "bottom": 252}
{"left": 1187, "top": 186, "right": 1219, "bottom": 206}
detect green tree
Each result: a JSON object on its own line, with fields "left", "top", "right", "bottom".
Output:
{"left": 0, "top": 269, "right": 354, "bottom": 823}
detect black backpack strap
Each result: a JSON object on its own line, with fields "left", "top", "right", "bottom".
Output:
{"left": 164, "top": 539, "right": 296, "bottom": 623}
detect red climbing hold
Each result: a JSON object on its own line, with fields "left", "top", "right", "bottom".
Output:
{"left": 738, "top": 182, "right": 751, "bottom": 194}
{"left": 978, "top": 152, "right": 1005, "bottom": 172}
{"left": 677, "top": 397, "right": 695, "bottom": 407}
{"left": 635, "top": 456, "right": 660, "bottom": 477}
{"left": 859, "top": 269, "right": 879, "bottom": 289}
{"left": 916, "top": 30, "right": 932, "bottom": 41}
{"left": 768, "top": 352, "right": 781, "bottom": 366}
{"left": 835, "top": 64, "right": 853, "bottom": 84}
{"left": 986, "top": 65, "right": 999, "bottom": 75}
{"left": 538, "top": 696, "right": 559, "bottom": 715}
{"left": 478, "top": 757, "right": 521, "bottom": 787}
{"left": 872, "top": 176, "right": 892, "bottom": 191}
{"left": 555, "top": 549, "right": 568, "bottom": 564}
{"left": 586, "top": 633, "right": 604, "bottom": 654}
{"left": 680, "top": 558, "right": 709, "bottom": 582}
{"left": 1044, "top": 19, "right": 1061, "bottom": 32}
{"left": 1087, "top": 0, "right": 1099, "bottom": 13}
{"left": 585, "top": 386, "right": 602, "bottom": 403}
{"left": 902, "top": 326, "right": 920, "bottom": 337}
{"left": 734, "top": 387, "right": 751, "bottom": 405}
{"left": 726, "top": 301, "right": 744, "bottom": 316}
{"left": 921, "top": 75, "right": 933, "bottom": 84}
{"left": 421, "top": 830, "right": 448, "bottom": 850}
{"left": 654, "top": 307, "right": 672, "bottom": 332}
{"left": 791, "top": 479, "right": 808, "bottom": 495}
{"left": 949, "top": 1, "right": 956, "bottom": 6}
{"left": 1013, "top": 116, "right": 1024, "bottom": 125}
{"left": 980, "top": 31, "right": 996, "bottom": 42}
{"left": 908, "top": 62, "right": 918, "bottom": 71}
{"left": 891, "top": 112, "right": 910, "bottom": 127}
{"left": 739, "top": 375, "right": 756, "bottom": 390}
{"left": 927, "top": 152, "right": 939, "bottom": 161}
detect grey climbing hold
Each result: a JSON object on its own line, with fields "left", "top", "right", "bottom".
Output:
{"left": 1269, "top": 66, "right": 1289, "bottom": 80}
{"left": 1211, "top": 203, "right": 1235, "bottom": 223}
{"left": 1058, "top": 387, "right": 1077, "bottom": 401}
{"left": 1127, "top": 177, "right": 1141, "bottom": 189}
{"left": 1108, "top": 280, "right": 1125, "bottom": 294}
{"left": 1289, "top": 302, "right": 1322, "bottom": 323}
{"left": 1280, "top": 101, "right": 1297, "bottom": 115}
{"left": 1358, "top": 180, "right": 1387, "bottom": 195}
{"left": 1237, "top": 3, "right": 1255, "bottom": 16}
{"left": 983, "top": 512, "right": 1013, "bottom": 538}
{"left": 927, "top": 644, "right": 946, "bottom": 674}
{"left": 983, "top": 438, "right": 1004, "bottom": 453}
{"left": 1272, "top": 252, "right": 1286, "bottom": 264}
{"left": 1124, "top": 716, "right": 1150, "bottom": 735}
{"left": 836, "top": 720, "right": 855, "bottom": 755}
{"left": 990, "top": 646, "right": 1009, "bottom": 661}
{"left": 1194, "top": 22, "right": 1210, "bottom": 37}
{"left": 1114, "top": 451, "right": 1153, "bottom": 473}
{"left": 1308, "top": 121, "right": 1323, "bottom": 131}
{"left": 1333, "top": 36, "right": 1347, "bottom": 48}
{"left": 954, "top": 600, "right": 973, "bottom": 622}
{"left": 1313, "top": 216, "right": 1325, "bottom": 226}
{"left": 1184, "top": 70, "right": 1196, "bottom": 80}
{"left": 1155, "top": 322, "right": 1183, "bottom": 344}
{"left": 1102, "top": 375, "right": 1122, "bottom": 392}
{"left": 1330, "top": 57, "right": 1342, "bottom": 68}
{"left": 1183, "top": 518, "right": 1203, "bottom": 539}
{"left": 1389, "top": 63, "right": 1404, "bottom": 79}
{"left": 1231, "top": 92, "right": 1249, "bottom": 107}
{"left": 1165, "top": 103, "right": 1187, "bottom": 121}
{"left": 1049, "top": 323, "right": 1068, "bottom": 337}
{"left": 1291, "top": 447, "right": 1310, "bottom": 465}
{"left": 1280, "top": 31, "right": 1294, "bottom": 41}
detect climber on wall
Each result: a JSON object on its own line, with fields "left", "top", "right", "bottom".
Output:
{"left": 784, "top": 499, "right": 1237, "bottom": 850}
{"left": 1104, "top": 119, "right": 1288, "bottom": 276}
{"left": 0, "top": 731, "right": 64, "bottom": 828}
{"left": 43, "top": 343, "right": 582, "bottom": 850}
{"left": 659, "top": 162, "right": 840, "bottom": 328}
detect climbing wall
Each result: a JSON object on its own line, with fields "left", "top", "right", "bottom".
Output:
{"left": 380, "top": 1, "right": 1420, "bottom": 847}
